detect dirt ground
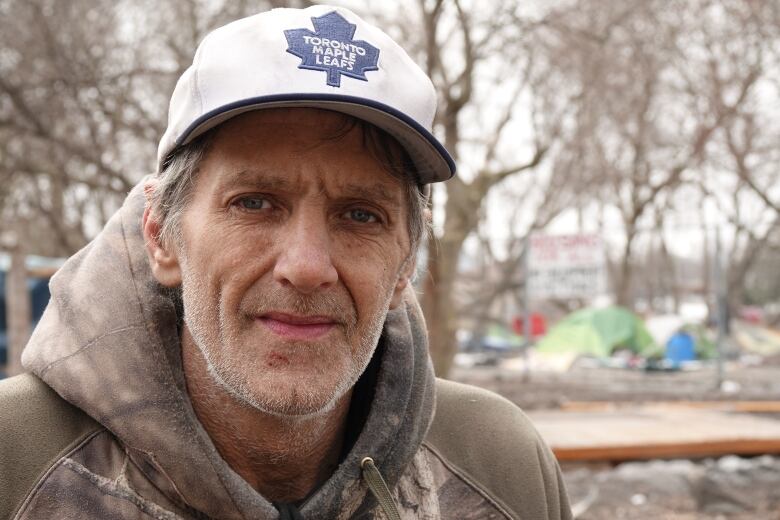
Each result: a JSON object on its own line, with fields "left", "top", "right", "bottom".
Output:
{"left": 451, "top": 362, "right": 780, "bottom": 410}
{"left": 562, "top": 455, "right": 780, "bottom": 519}
{"left": 452, "top": 362, "right": 780, "bottom": 519}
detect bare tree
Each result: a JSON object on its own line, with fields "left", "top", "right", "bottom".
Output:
{"left": 396, "top": 0, "right": 577, "bottom": 376}
{"left": 684, "top": 0, "right": 780, "bottom": 316}
{"left": 531, "top": 0, "right": 779, "bottom": 310}
{"left": 0, "top": 0, "right": 310, "bottom": 256}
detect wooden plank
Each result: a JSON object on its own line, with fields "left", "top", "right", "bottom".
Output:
{"left": 552, "top": 439, "right": 780, "bottom": 462}
{"left": 561, "top": 401, "right": 780, "bottom": 413}
{"left": 529, "top": 405, "right": 780, "bottom": 463}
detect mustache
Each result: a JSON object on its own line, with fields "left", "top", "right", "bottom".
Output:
{"left": 239, "top": 286, "right": 357, "bottom": 328}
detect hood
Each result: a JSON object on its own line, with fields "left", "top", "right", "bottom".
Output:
{"left": 22, "top": 180, "right": 436, "bottom": 519}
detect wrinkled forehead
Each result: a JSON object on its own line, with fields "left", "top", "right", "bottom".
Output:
{"left": 205, "top": 108, "right": 416, "bottom": 183}
{"left": 196, "top": 109, "right": 408, "bottom": 198}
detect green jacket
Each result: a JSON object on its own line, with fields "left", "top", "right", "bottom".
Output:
{"left": 1, "top": 182, "right": 571, "bottom": 519}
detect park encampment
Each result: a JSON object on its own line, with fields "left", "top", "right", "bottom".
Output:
{"left": 536, "top": 306, "right": 660, "bottom": 358}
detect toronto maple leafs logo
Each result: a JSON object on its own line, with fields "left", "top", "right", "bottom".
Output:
{"left": 284, "top": 11, "right": 380, "bottom": 88}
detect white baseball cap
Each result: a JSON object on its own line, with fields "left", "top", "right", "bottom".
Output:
{"left": 157, "top": 5, "right": 456, "bottom": 183}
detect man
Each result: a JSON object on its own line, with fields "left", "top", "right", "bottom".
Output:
{"left": 0, "top": 6, "right": 571, "bottom": 519}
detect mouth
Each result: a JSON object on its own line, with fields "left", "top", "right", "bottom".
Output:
{"left": 256, "top": 312, "right": 337, "bottom": 340}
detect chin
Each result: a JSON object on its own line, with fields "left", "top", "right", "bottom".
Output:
{"left": 209, "top": 361, "right": 351, "bottom": 418}
{"left": 257, "top": 381, "right": 345, "bottom": 418}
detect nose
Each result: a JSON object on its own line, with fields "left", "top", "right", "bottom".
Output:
{"left": 273, "top": 212, "right": 338, "bottom": 294}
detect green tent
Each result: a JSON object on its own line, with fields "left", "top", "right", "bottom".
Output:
{"left": 536, "top": 306, "right": 660, "bottom": 358}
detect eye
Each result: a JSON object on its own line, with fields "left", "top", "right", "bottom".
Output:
{"left": 235, "top": 196, "right": 271, "bottom": 211}
{"left": 345, "top": 208, "right": 379, "bottom": 223}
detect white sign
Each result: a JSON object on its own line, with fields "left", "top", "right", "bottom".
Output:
{"left": 527, "top": 233, "right": 606, "bottom": 299}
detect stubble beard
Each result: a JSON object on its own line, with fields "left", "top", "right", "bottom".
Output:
{"left": 179, "top": 264, "right": 392, "bottom": 418}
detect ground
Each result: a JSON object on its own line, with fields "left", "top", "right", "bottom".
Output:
{"left": 452, "top": 362, "right": 780, "bottom": 519}
{"left": 451, "top": 362, "right": 780, "bottom": 410}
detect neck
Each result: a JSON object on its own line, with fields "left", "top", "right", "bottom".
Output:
{"left": 181, "top": 327, "right": 351, "bottom": 503}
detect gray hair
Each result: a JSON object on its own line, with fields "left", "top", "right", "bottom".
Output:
{"left": 150, "top": 117, "right": 429, "bottom": 260}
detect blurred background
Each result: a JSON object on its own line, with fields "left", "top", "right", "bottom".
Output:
{"left": 0, "top": 0, "right": 778, "bottom": 517}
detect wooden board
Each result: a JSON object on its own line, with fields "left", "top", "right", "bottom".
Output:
{"left": 528, "top": 405, "right": 780, "bottom": 462}
{"left": 560, "top": 401, "right": 780, "bottom": 413}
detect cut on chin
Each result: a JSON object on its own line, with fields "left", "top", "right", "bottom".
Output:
{"left": 228, "top": 333, "right": 351, "bottom": 371}
{"left": 258, "top": 348, "right": 342, "bottom": 372}
{"left": 236, "top": 350, "right": 354, "bottom": 400}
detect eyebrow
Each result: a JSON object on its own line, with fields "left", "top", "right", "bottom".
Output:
{"left": 219, "top": 169, "right": 403, "bottom": 209}
{"left": 337, "top": 183, "right": 402, "bottom": 210}
{"left": 218, "top": 169, "right": 295, "bottom": 194}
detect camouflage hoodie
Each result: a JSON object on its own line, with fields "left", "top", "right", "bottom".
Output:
{"left": 12, "top": 181, "right": 571, "bottom": 519}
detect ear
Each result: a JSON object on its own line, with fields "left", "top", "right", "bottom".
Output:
{"left": 142, "top": 184, "right": 182, "bottom": 288}
{"left": 389, "top": 254, "right": 417, "bottom": 310}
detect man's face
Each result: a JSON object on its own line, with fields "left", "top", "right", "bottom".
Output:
{"left": 168, "top": 108, "right": 412, "bottom": 417}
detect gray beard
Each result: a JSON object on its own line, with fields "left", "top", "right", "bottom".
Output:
{"left": 179, "top": 263, "right": 391, "bottom": 419}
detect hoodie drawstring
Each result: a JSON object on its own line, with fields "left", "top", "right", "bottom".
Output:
{"left": 360, "top": 457, "right": 401, "bottom": 520}
{"left": 274, "top": 502, "right": 304, "bottom": 520}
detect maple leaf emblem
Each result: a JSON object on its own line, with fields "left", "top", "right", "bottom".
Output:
{"left": 284, "top": 11, "right": 380, "bottom": 88}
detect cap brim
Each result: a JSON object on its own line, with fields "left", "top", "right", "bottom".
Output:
{"left": 173, "top": 94, "right": 455, "bottom": 184}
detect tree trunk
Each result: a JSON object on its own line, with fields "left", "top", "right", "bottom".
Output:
{"left": 422, "top": 232, "right": 467, "bottom": 378}
{"left": 701, "top": 216, "right": 712, "bottom": 321}
{"left": 615, "top": 227, "right": 637, "bottom": 308}
{"left": 658, "top": 226, "right": 680, "bottom": 313}
{"left": 6, "top": 246, "right": 30, "bottom": 376}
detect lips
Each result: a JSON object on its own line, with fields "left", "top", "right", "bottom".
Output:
{"left": 257, "top": 312, "right": 337, "bottom": 340}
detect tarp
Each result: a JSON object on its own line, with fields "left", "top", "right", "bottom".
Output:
{"left": 645, "top": 314, "right": 685, "bottom": 346}
{"left": 511, "top": 313, "right": 547, "bottom": 338}
{"left": 536, "top": 306, "right": 660, "bottom": 358}
{"left": 481, "top": 323, "right": 524, "bottom": 350}
{"left": 734, "top": 321, "right": 780, "bottom": 356}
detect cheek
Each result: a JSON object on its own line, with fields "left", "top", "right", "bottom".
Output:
{"left": 182, "top": 225, "right": 278, "bottom": 310}
{"left": 338, "top": 253, "right": 402, "bottom": 311}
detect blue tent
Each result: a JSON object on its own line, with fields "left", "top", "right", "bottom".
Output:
{"left": 0, "top": 272, "right": 51, "bottom": 366}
